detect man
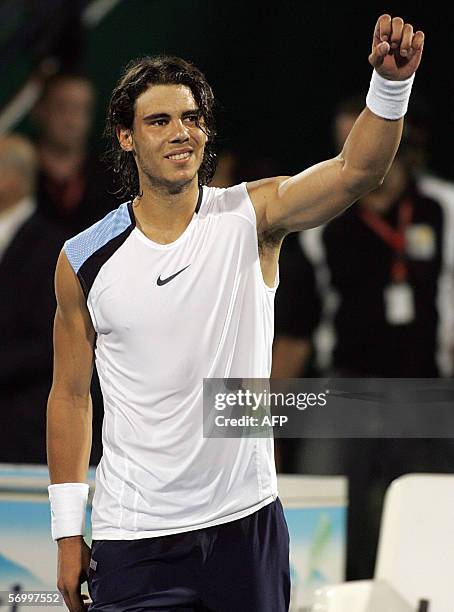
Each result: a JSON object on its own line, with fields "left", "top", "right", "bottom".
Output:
{"left": 0, "top": 134, "right": 66, "bottom": 463}
{"left": 33, "top": 73, "right": 114, "bottom": 232}
{"left": 47, "top": 15, "right": 424, "bottom": 611}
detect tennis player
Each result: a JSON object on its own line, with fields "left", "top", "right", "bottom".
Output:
{"left": 47, "top": 14, "right": 424, "bottom": 611}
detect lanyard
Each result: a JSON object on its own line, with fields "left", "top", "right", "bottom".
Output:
{"left": 360, "top": 199, "right": 413, "bottom": 282}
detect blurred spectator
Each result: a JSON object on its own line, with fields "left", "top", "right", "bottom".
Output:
{"left": 322, "top": 95, "right": 451, "bottom": 377}
{"left": 210, "top": 149, "right": 281, "bottom": 187}
{"left": 209, "top": 150, "right": 239, "bottom": 188}
{"left": 0, "top": 134, "right": 66, "bottom": 463}
{"left": 272, "top": 232, "right": 321, "bottom": 472}
{"left": 402, "top": 100, "right": 454, "bottom": 377}
{"left": 32, "top": 73, "right": 114, "bottom": 233}
{"left": 275, "top": 96, "right": 454, "bottom": 378}
{"left": 272, "top": 94, "right": 454, "bottom": 579}
{"left": 31, "top": 73, "right": 108, "bottom": 464}
{"left": 273, "top": 233, "right": 321, "bottom": 379}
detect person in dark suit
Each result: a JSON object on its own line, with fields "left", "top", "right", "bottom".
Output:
{"left": 33, "top": 73, "right": 115, "bottom": 233}
{"left": 0, "top": 134, "right": 67, "bottom": 463}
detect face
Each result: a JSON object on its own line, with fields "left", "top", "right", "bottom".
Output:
{"left": 38, "top": 79, "right": 94, "bottom": 150}
{"left": 118, "top": 84, "right": 208, "bottom": 192}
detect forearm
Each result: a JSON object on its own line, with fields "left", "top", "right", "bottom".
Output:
{"left": 340, "top": 105, "right": 403, "bottom": 191}
{"left": 47, "top": 390, "right": 92, "bottom": 484}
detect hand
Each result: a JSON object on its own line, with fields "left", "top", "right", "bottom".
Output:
{"left": 56, "top": 536, "right": 92, "bottom": 611}
{"left": 368, "top": 14, "right": 425, "bottom": 81}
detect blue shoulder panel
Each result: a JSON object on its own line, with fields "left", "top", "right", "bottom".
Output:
{"left": 64, "top": 203, "right": 133, "bottom": 274}
{"left": 63, "top": 202, "right": 136, "bottom": 298}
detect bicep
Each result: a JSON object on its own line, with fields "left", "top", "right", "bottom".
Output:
{"left": 51, "top": 250, "right": 95, "bottom": 398}
{"left": 248, "top": 156, "right": 365, "bottom": 235}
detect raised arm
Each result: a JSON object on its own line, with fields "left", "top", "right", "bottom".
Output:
{"left": 247, "top": 14, "right": 425, "bottom": 238}
{"left": 47, "top": 249, "right": 95, "bottom": 612}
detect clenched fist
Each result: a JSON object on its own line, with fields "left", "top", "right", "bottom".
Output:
{"left": 369, "top": 14, "right": 425, "bottom": 80}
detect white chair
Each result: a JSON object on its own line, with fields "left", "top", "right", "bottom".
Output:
{"left": 312, "top": 579, "right": 413, "bottom": 612}
{"left": 312, "top": 473, "right": 454, "bottom": 612}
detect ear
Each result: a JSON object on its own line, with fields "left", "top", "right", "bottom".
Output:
{"left": 117, "top": 126, "right": 134, "bottom": 152}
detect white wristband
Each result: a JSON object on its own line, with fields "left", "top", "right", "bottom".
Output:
{"left": 48, "top": 483, "right": 89, "bottom": 541}
{"left": 366, "top": 70, "right": 415, "bottom": 120}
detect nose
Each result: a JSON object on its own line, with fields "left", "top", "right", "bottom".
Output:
{"left": 169, "top": 119, "right": 190, "bottom": 143}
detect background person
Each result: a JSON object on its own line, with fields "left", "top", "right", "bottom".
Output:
{"left": 33, "top": 73, "right": 114, "bottom": 233}
{"left": 272, "top": 92, "right": 454, "bottom": 578}
{"left": 0, "top": 134, "right": 66, "bottom": 463}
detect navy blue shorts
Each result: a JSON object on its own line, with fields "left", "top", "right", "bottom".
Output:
{"left": 88, "top": 498, "right": 290, "bottom": 611}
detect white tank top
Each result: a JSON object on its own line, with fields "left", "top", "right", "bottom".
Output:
{"left": 64, "top": 183, "right": 278, "bottom": 539}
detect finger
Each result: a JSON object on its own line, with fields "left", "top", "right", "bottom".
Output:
{"left": 400, "top": 23, "right": 414, "bottom": 57}
{"left": 411, "top": 30, "right": 425, "bottom": 52}
{"left": 390, "top": 16, "right": 404, "bottom": 49}
{"left": 368, "top": 40, "right": 391, "bottom": 68}
{"left": 375, "top": 14, "right": 392, "bottom": 43}
{"left": 406, "top": 30, "right": 425, "bottom": 71}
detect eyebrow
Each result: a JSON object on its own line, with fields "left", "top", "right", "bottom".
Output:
{"left": 143, "top": 109, "right": 200, "bottom": 121}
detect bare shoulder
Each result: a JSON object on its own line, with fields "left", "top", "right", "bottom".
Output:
{"left": 246, "top": 176, "right": 289, "bottom": 205}
{"left": 54, "top": 249, "right": 94, "bottom": 339}
{"left": 55, "top": 250, "right": 84, "bottom": 309}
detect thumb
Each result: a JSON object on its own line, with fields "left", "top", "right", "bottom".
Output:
{"left": 368, "top": 40, "right": 390, "bottom": 68}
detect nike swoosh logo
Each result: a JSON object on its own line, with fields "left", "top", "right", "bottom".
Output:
{"left": 157, "top": 264, "right": 191, "bottom": 286}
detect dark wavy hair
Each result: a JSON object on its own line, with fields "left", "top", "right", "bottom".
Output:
{"left": 104, "top": 55, "right": 217, "bottom": 199}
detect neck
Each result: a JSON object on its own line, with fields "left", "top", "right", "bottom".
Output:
{"left": 132, "top": 177, "right": 200, "bottom": 243}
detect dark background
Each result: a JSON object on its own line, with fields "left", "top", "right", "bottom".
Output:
{"left": 2, "top": 0, "right": 453, "bottom": 181}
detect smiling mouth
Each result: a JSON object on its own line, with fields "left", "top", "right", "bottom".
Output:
{"left": 166, "top": 151, "right": 192, "bottom": 161}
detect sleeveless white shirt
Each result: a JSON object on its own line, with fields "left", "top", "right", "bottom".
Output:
{"left": 64, "top": 183, "right": 278, "bottom": 539}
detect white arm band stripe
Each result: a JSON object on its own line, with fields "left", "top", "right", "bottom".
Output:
{"left": 366, "top": 69, "right": 415, "bottom": 120}
{"left": 48, "top": 483, "right": 89, "bottom": 541}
